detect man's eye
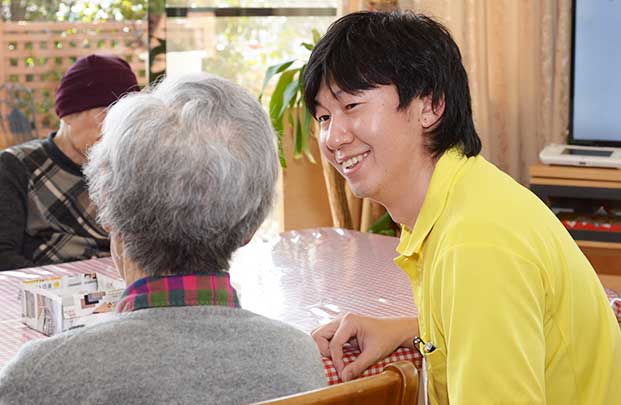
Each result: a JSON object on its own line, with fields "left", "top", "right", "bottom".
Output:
{"left": 345, "top": 103, "right": 359, "bottom": 111}
{"left": 317, "top": 114, "right": 330, "bottom": 122}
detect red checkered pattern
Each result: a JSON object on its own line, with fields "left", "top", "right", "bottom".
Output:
{"left": 322, "top": 346, "right": 422, "bottom": 385}
{"left": 605, "top": 287, "right": 619, "bottom": 300}
{"left": 606, "top": 288, "right": 621, "bottom": 325}
{"left": 612, "top": 299, "right": 621, "bottom": 325}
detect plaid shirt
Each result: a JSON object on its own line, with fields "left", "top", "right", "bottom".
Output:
{"left": 116, "top": 272, "right": 240, "bottom": 313}
{"left": 0, "top": 132, "right": 109, "bottom": 269}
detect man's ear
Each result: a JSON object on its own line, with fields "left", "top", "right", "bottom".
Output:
{"left": 420, "top": 95, "right": 445, "bottom": 130}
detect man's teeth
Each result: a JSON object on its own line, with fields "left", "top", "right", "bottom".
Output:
{"left": 342, "top": 153, "right": 368, "bottom": 169}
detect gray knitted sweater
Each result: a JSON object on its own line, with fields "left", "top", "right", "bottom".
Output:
{"left": 0, "top": 306, "right": 326, "bottom": 404}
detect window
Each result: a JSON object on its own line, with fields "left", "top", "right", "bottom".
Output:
{"left": 162, "top": 1, "right": 339, "bottom": 98}
{"left": 156, "top": 1, "right": 340, "bottom": 234}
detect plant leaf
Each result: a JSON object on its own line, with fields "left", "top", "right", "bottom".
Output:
{"left": 269, "top": 69, "right": 297, "bottom": 127}
{"left": 262, "top": 29, "right": 324, "bottom": 167}
{"left": 301, "top": 105, "right": 316, "bottom": 163}
{"left": 293, "top": 109, "right": 303, "bottom": 160}
{"left": 298, "top": 64, "right": 306, "bottom": 94}
{"left": 368, "top": 212, "right": 396, "bottom": 235}
{"left": 259, "top": 60, "right": 295, "bottom": 102}
{"left": 278, "top": 76, "right": 300, "bottom": 118}
{"left": 269, "top": 69, "right": 298, "bottom": 168}
{"left": 276, "top": 129, "right": 287, "bottom": 168}
{"left": 312, "top": 29, "right": 321, "bottom": 44}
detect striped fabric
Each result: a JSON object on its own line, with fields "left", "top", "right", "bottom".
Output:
{"left": 116, "top": 273, "right": 240, "bottom": 313}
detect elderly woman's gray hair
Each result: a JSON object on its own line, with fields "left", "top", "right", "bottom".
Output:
{"left": 84, "top": 73, "right": 279, "bottom": 275}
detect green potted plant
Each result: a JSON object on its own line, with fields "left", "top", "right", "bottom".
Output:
{"left": 259, "top": 29, "right": 321, "bottom": 168}
{"left": 260, "top": 30, "right": 398, "bottom": 236}
{"left": 258, "top": 30, "right": 334, "bottom": 230}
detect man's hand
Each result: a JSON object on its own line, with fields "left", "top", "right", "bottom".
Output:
{"left": 311, "top": 313, "right": 418, "bottom": 381}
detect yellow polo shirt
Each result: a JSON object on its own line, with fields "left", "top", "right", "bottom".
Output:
{"left": 395, "top": 150, "right": 621, "bottom": 404}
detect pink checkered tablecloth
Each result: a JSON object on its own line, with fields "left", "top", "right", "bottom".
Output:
{"left": 605, "top": 287, "right": 619, "bottom": 300}
{"left": 612, "top": 299, "right": 621, "bottom": 324}
{"left": 0, "top": 229, "right": 419, "bottom": 374}
{"left": 2, "top": 228, "right": 619, "bottom": 382}
{"left": 605, "top": 288, "right": 621, "bottom": 324}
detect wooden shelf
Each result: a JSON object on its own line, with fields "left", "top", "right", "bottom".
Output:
{"left": 530, "top": 164, "right": 621, "bottom": 276}
{"left": 576, "top": 241, "right": 621, "bottom": 276}
{"left": 530, "top": 177, "right": 621, "bottom": 189}
{"left": 529, "top": 164, "right": 621, "bottom": 183}
{"left": 577, "top": 240, "right": 621, "bottom": 250}
{"left": 598, "top": 274, "right": 621, "bottom": 293}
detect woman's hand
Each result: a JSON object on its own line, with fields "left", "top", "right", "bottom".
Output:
{"left": 311, "top": 313, "right": 419, "bottom": 381}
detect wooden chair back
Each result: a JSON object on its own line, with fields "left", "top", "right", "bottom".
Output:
{"left": 252, "top": 361, "right": 418, "bottom": 405}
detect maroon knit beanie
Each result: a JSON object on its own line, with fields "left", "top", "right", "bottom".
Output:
{"left": 55, "top": 54, "right": 139, "bottom": 118}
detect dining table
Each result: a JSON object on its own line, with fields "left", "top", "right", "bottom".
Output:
{"left": 3, "top": 227, "right": 619, "bottom": 384}
{"left": 0, "top": 228, "right": 423, "bottom": 383}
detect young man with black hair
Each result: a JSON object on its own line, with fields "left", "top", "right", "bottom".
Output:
{"left": 306, "top": 11, "right": 620, "bottom": 404}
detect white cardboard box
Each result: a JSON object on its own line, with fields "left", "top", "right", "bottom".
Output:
{"left": 20, "top": 273, "right": 125, "bottom": 336}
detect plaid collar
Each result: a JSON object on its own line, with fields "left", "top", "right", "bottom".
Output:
{"left": 116, "top": 272, "right": 240, "bottom": 313}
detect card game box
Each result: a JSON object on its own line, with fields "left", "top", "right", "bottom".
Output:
{"left": 20, "top": 272, "right": 125, "bottom": 336}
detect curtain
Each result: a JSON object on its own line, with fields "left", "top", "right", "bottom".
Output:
{"left": 322, "top": 0, "right": 571, "bottom": 230}
{"left": 407, "top": 0, "right": 572, "bottom": 183}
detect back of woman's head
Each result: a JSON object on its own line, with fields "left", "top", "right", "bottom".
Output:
{"left": 85, "top": 73, "right": 279, "bottom": 275}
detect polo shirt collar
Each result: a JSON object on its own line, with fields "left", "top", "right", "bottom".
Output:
{"left": 116, "top": 272, "right": 240, "bottom": 313}
{"left": 396, "top": 148, "right": 468, "bottom": 257}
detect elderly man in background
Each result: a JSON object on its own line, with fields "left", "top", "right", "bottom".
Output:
{"left": 0, "top": 54, "right": 138, "bottom": 271}
{"left": 0, "top": 73, "right": 326, "bottom": 404}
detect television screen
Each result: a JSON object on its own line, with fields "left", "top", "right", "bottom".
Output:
{"left": 570, "top": 0, "right": 621, "bottom": 146}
